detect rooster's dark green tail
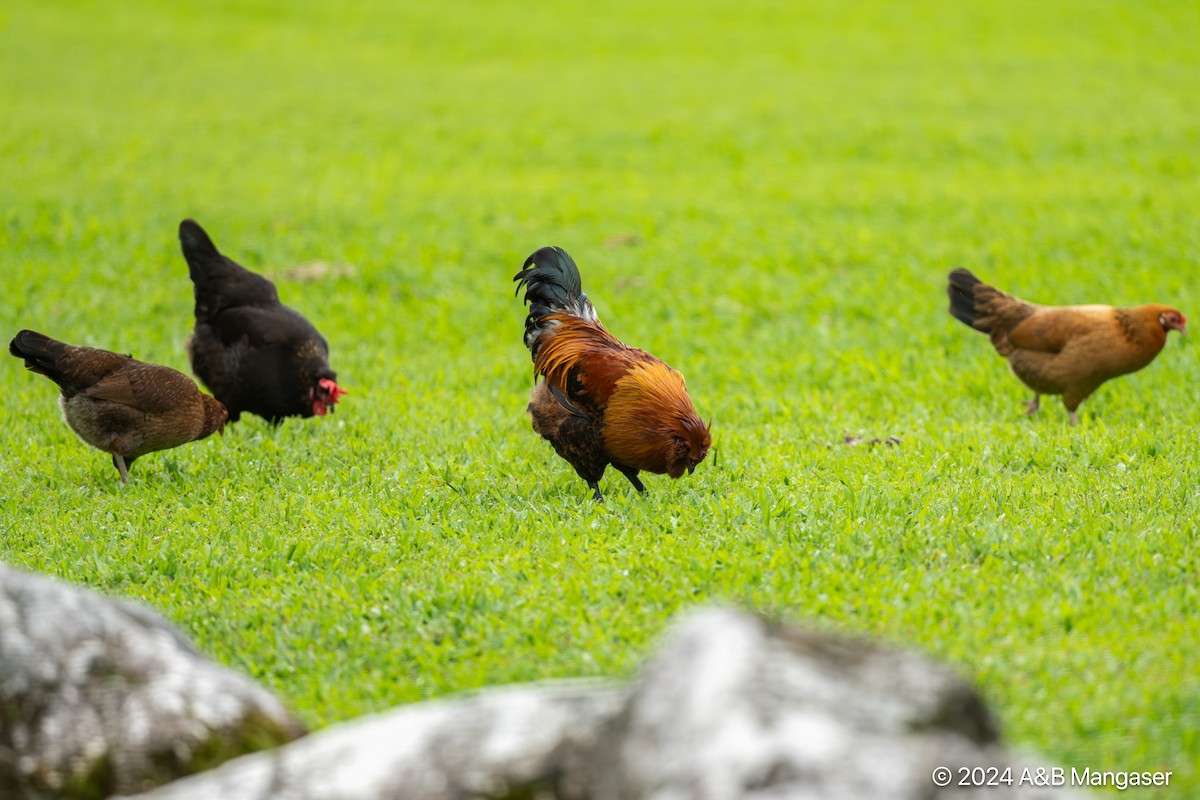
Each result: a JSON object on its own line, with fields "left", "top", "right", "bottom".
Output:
{"left": 513, "top": 246, "right": 598, "bottom": 352}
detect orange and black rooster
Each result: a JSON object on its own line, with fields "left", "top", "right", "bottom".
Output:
{"left": 9, "top": 330, "right": 227, "bottom": 482}
{"left": 948, "top": 268, "right": 1186, "bottom": 422}
{"left": 180, "top": 219, "right": 346, "bottom": 425}
{"left": 514, "top": 246, "right": 711, "bottom": 501}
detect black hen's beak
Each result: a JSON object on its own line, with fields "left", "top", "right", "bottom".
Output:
{"left": 688, "top": 464, "right": 696, "bottom": 475}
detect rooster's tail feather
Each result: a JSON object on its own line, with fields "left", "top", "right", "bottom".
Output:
{"left": 513, "top": 246, "right": 598, "bottom": 352}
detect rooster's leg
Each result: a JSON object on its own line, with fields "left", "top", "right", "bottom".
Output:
{"left": 112, "top": 454, "right": 130, "bottom": 484}
{"left": 1024, "top": 394, "right": 1040, "bottom": 415}
{"left": 588, "top": 481, "right": 603, "bottom": 502}
{"left": 614, "top": 464, "right": 646, "bottom": 493}
{"left": 1068, "top": 410, "right": 1079, "bottom": 425}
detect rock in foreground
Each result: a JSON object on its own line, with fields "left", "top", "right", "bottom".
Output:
{"left": 597, "top": 608, "right": 1077, "bottom": 799}
{"left": 120, "top": 682, "right": 625, "bottom": 800}
{"left": 0, "top": 565, "right": 306, "bottom": 799}
{"left": 121, "top": 608, "right": 1085, "bottom": 799}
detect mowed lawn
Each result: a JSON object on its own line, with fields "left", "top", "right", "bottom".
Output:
{"left": 1, "top": 0, "right": 1198, "bottom": 793}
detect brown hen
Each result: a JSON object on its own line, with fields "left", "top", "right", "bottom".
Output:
{"left": 10, "top": 330, "right": 227, "bottom": 482}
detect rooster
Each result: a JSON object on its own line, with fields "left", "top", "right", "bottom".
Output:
{"left": 179, "top": 219, "right": 346, "bottom": 425}
{"left": 514, "top": 246, "right": 711, "bottom": 500}
{"left": 9, "top": 330, "right": 227, "bottom": 482}
{"left": 948, "top": 268, "right": 1186, "bottom": 422}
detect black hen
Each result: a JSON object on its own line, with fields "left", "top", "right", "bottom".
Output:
{"left": 179, "top": 219, "right": 346, "bottom": 424}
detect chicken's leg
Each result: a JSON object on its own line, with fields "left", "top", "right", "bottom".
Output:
{"left": 1024, "top": 394, "right": 1040, "bottom": 415}
{"left": 588, "top": 481, "right": 603, "bottom": 502}
{"left": 614, "top": 464, "right": 647, "bottom": 493}
{"left": 112, "top": 454, "right": 130, "bottom": 484}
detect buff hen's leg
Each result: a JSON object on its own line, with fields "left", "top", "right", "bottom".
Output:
{"left": 1062, "top": 384, "right": 1099, "bottom": 426}
{"left": 1024, "top": 394, "right": 1040, "bottom": 415}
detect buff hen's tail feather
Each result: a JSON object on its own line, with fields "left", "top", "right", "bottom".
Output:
{"left": 947, "top": 268, "right": 1039, "bottom": 357}
{"left": 513, "top": 246, "right": 599, "bottom": 353}
{"left": 948, "top": 268, "right": 990, "bottom": 333}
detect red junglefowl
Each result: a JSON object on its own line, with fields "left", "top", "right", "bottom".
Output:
{"left": 514, "top": 246, "right": 711, "bottom": 501}
{"left": 948, "top": 268, "right": 1186, "bottom": 423}
{"left": 9, "top": 330, "right": 227, "bottom": 482}
{"left": 179, "top": 219, "right": 346, "bottom": 425}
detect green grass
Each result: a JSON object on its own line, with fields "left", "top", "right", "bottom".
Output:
{"left": 2, "top": 0, "right": 1198, "bottom": 794}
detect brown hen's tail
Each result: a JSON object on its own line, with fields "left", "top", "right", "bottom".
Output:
{"left": 9, "top": 330, "right": 71, "bottom": 383}
{"left": 10, "top": 330, "right": 126, "bottom": 395}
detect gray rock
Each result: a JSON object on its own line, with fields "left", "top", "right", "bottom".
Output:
{"left": 116, "top": 682, "right": 627, "bottom": 800}
{"left": 596, "top": 607, "right": 1082, "bottom": 800}
{"left": 0, "top": 565, "right": 306, "bottom": 799}
{"left": 118, "top": 607, "right": 1086, "bottom": 800}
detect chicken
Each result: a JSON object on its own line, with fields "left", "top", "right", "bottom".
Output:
{"left": 179, "top": 219, "right": 346, "bottom": 424}
{"left": 514, "top": 246, "right": 711, "bottom": 500}
{"left": 947, "top": 268, "right": 1186, "bottom": 422}
{"left": 9, "top": 330, "right": 227, "bottom": 482}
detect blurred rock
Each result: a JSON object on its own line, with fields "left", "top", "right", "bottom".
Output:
{"left": 119, "top": 607, "right": 1085, "bottom": 800}
{"left": 0, "top": 565, "right": 306, "bottom": 799}
{"left": 117, "top": 683, "right": 626, "bottom": 800}
{"left": 595, "top": 607, "right": 1079, "bottom": 799}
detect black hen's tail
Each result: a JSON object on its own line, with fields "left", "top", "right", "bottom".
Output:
{"left": 179, "top": 219, "right": 225, "bottom": 281}
{"left": 179, "top": 219, "right": 279, "bottom": 318}
{"left": 513, "top": 246, "right": 599, "bottom": 352}
{"left": 947, "top": 268, "right": 991, "bottom": 333}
